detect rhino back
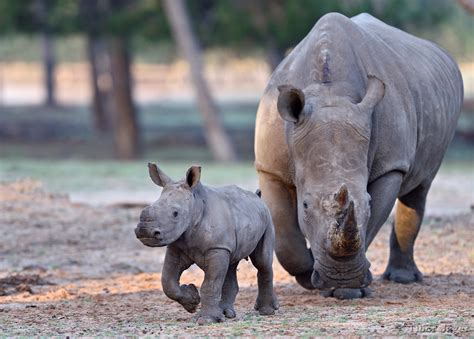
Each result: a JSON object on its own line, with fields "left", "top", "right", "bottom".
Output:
{"left": 255, "top": 12, "right": 463, "bottom": 193}
{"left": 351, "top": 13, "right": 463, "bottom": 192}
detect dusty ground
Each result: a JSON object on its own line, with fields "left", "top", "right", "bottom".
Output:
{"left": 0, "top": 180, "right": 473, "bottom": 336}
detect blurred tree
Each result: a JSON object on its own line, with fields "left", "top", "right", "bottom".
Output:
{"left": 457, "top": 0, "right": 474, "bottom": 15}
{"left": 191, "top": 0, "right": 454, "bottom": 70}
{"left": 79, "top": 0, "right": 111, "bottom": 133}
{"left": 0, "top": 0, "right": 60, "bottom": 106}
{"left": 34, "top": 0, "right": 57, "bottom": 107}
{"left": 163, "top": 0, "right": 237, "bottom": 162}
{"left": 77, "top": 0, "right": 165, "bottom": 158}
{"left": 0, "top": 0, "right": 79, "bottom": 106}
{"left": 189, "top": 0, "right": 346, "bottom": 70}
{"left": 108, "top": 35, "right": 139, "bottom": 160}
{"left": 97, "top": 0, "right": 141, "bottom": 159}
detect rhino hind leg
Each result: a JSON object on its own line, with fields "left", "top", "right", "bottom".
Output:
{"left": 382, "top": 183, "right": 430, "bottom": 284}
{"left": 219, "top": 263, "right": 239, "bottom": 318}
{"left": 250, "top": 223, "right": 279, "bottom": 315}
{"left": 258, "top": 172, "right": 315, "bottom": 289}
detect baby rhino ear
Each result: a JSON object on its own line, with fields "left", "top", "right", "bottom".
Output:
{"left": 185, "top": 165, "right": 201, "bottom": 189}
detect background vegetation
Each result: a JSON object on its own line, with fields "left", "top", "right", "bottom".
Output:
{"left": 0, "top": 0, "right": 472, "bottom": 162}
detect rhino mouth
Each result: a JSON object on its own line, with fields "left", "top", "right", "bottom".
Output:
{"left": 311, "top": 252, "right": 372, "bottom": 299}
{"left": 137, "top": 237, "right": 165, "bottom": 247}
{"left": 320, "top": 286, "right": 373, "bottom": 299}
{"left": 312, "top": 268, "right": 373, "bottom": 299}
{"left": 135, "top": 224, "right": 167, "bottom": 247}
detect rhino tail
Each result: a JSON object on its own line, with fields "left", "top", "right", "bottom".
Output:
{"left": 255, "top": 189, "right": 262, "bottom": 198}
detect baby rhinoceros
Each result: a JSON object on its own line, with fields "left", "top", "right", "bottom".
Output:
{"left": 135, "top": 163, "right": 279, "bottom": 324}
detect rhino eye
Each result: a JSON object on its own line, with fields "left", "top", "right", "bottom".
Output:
{"left": 303, "top": 201, "right": 308, "bottom": 209}
{"left": 172, "top": 211, "right": 178, "bottom": 218}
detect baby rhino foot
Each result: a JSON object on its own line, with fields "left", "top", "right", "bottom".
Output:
{"left": 222, "top": 306, "right": 236, "bottom": 319}
{"left": 179, "top": 284, "right": 200, "bottom": 313}
{"left": 254, "top": 295, "right": 279, "bottom": 315}
{"left": 196, "top": 308, "right": 225, "bottom": 325}
{"left": 382, "top": 266, "right": 423, "bottom": 284}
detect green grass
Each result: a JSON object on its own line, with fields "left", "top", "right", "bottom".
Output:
{"left": 0, "top": 158, "right": 257, "bottom": 194}
{"left": 2, "top": 154, "right": 472, "bottom": 196}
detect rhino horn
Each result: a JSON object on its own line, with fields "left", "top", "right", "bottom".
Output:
{"left": 328, "top": 192, "right": 361, "bottom": 257}
{"left": 334, "top": 184, "right": 349, "bottom": 210}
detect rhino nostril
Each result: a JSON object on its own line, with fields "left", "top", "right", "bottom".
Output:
{"left": 363, "top": 270, "right": 373, "bottom": 286}
{"left": 311, "top": 270, "right": 324, "bottom": 289}
{"left": 153, "top": 230, "right": 161, "bottom": 238}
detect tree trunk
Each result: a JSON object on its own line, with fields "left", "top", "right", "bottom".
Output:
{"left": 81, "top": 0, "right": 111, "bottom": 133}
{"left": 108, "top": 37, "right": 140, "bottom": 159}
{"left": 163, "top": 0, "right": 237, "bottom": 162}
{"left": 87, "top": 36, "right": 111, "bottom": 133}
{"left": 36, "top": 0, "right": 56, "bottom": 107}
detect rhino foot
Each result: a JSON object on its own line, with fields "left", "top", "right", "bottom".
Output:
{"left": 254, "top": 295, "right": 279, "bottom": 315}
{"left": 179, "top": 284, "right": 201, "bottom": 313}
{"left": 222, "top": 306, "right": 236, "bottom": 319}
{"left": 196, "top": 308, "right": 225, "bottom": 325}
{"left": 321, "top": 287, "right": 372, "bottom": 299}
{"left": 382, "top": 266, "right": 423, "bottom": 284}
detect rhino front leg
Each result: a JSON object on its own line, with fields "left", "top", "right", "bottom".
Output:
{"left": 197, "top": 249, "right": 230, "bottom": 325}
{"left": 219, "top": 262, "right": 239, "bottom": 319}
{"left": 258, "top": 171, "right": 315, "bottom": 289}
{"left": 382, "top": 183, "right": 429, "bottom": 283}
{"left": 365, "top": 171, "right": 403, "bottom": 247}
{"left": 161, "top": 246, "right": 200, "bottom": 313}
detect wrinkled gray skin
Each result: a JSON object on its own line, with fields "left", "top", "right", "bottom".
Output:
{"left": 135, "top": 163, "right": 279, "bottom": 324}
{"left": 254, "top": 13, "right": 463, "bottom": 299}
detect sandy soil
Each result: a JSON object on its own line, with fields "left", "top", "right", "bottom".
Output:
{"left": 0, "top": 180, "right": 472, "bottom": 336}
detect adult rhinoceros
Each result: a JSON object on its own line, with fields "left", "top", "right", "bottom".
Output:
{"left": 254, "top": 12, "right": 463, "bottom": 299}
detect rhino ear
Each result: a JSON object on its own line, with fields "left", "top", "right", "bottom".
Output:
{"left": 277, "top": 85, "right": 305, "bottom": 123}
{"left": 357, "top": 75, "right": 385, "bottom": 112}
{"left": 185, "top": 165, "right": 201, "bottom": 189}
{"left": 148, "top": 163, "right": 172, "bottom": 187}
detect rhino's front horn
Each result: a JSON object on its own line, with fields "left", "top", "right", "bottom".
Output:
{"left": 327, "top": 199, "right": 362, "bottom": 258}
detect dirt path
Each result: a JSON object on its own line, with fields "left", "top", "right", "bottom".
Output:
{"left": 0, "top": 180, "right": 472, "bottom": 336}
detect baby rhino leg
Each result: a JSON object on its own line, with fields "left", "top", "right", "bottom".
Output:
{"left": 250, "top": 223, "right": 279, "bottom": 315}
{"left": 219, "top": 263, "right": 239, "bottom": 318}
{"left": 161, "top": 247, "right": 200, "bottom": 313}
{"left": 197, "top": 249, "right": 230, "bottom": 325}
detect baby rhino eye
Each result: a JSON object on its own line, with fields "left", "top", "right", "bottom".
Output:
{"left": 172, "top": 211, "right": 178, "bottom": 218}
